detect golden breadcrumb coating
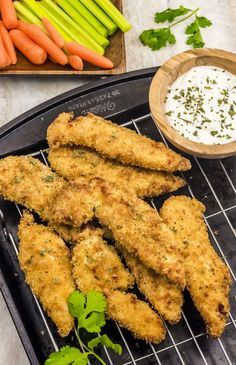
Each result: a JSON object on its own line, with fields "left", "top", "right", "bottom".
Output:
{"left": 72, "top": 227, "right": 134, "bottom": 292}
{"left": 123, "top": 250, "right": 183, "bottom": 324}
{"left": 0, "top": 156, "right": 185, "bottom": 287}
{"left": 72, "top": 228, "right": 165, "bottom": 344}
{"left": 106, "top": 291, "right": 166, "bottom": 344}
{"left": 160, "top": 196, "right": 231, "bottom": 337}
{"left": 48, "top": 146, "right": 185, "bottom": 198}
{"left": 0, "top": 156, "right": 65, "bottom": 221}
{"left": 18, "top": 211, "right": 75, "bottom": 337}
{"left": 52, "top": 178, "right": 185, "bottom": 288}
{"left": 47, "top": 112, "right": 191, "bottom": 172}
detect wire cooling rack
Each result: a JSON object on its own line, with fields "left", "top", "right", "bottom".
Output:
{"left": 0, "top": 73, "right": 235, "bottom": 365}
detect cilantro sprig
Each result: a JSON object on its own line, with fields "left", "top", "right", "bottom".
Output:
{"left": 185, "top": 16, "right": 212, "bottom": 48}
{"left": 45, "top": 290, "right": 122, "bottom": 365}
{"left": 139, "top": 5, "right": 212, "bottom": 51}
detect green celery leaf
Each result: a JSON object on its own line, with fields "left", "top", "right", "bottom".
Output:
{"left": 88, "top": 334, "right": 122, "bottom": 355}
{"left": 45, "top": 346, "right": 88, "bottom": 365}
{"left": 139, "top": 28, "right": 176, "bottom": 50}
{"left": 196, "top": 16, "right": 212, "bottom": 28}
{"left": 155, "top": 5, "right": 190, "bottom": 23}
{"left": 84, "top": 290, "right": 107, "bottom": 316}
{"left": 79, "top": 312, "right": 106, "bottom": 333}
{"left": 68, "top": 291, "right": 85, "bottom": 319}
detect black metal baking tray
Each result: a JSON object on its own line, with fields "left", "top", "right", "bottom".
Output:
{"left": 0, "top": 68, "right": 236, "bottom": 365}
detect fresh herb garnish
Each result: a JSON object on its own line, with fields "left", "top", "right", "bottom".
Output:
{"left": 45, "top": 290, "right": 122, "bottom": 365}
{"left": 185, "top": 16, "right": 212, "bottom": 48}
{"left": 154, "top": 6, "right": 190, "bottom": 23}
{"left": 139, "top": 5, "right": 212, "bottom": 51}
{"left": 139, "top": 28, "right": 176, "bottom": 50}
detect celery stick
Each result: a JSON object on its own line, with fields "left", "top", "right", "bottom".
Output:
{"left": 68, "top": 0, "right": 108, "bottom": 38}
{"left": 22, "top": 0, "right": 71, "bottom": 42}
{"left": 16, "top": 11, "right": 30, "bottom": 23}
{"left": 39, "top": 1, "right": 89, "bottom": 45}
{"left": 93, "top": 0, "right": 131, "bottom": 32}
{"left": 55, "top": 0, "right": 109, "bottom": 48}
{"left": 80, "top": 0, "right": 117, "bottom": 35}
{"left": 40, "top": 0, "right": 104, "bottom": 54}
{"left": 14, "top": 1, "right": 44, "bottom": 29}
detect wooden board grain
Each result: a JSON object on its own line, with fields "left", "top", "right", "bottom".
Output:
{"left": 0, "top": 0, "right": 126, "bottom": 75}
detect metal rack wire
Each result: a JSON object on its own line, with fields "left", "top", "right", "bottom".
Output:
{"left": 0, "top": 112, "right": 236, "bottom": 365}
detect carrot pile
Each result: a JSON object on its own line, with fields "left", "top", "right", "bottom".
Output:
{"left": 0, "top": 0, "right": 131, "bottom": 71}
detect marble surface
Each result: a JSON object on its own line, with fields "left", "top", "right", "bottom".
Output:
{"left": 0, "top": 1, "right": 235, "bottom": 364}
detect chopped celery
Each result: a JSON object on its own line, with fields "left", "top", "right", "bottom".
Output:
{"left": 80, "top": 0, "right": 117, "bottom": 35}
{"left": 14, "top": 1, "right": 45, "bottom": 29}
{"left": 69, "top": 0, "right": 108, "bottom": 38}
{"left": 93, "top": 0, "right": 131, "bottom": 32}
{"left": 22, "top": 0, "right": 71, "bottom": 42}
{"left": 16, "top": 11, "right": 30, "bottom": 23}
{"left": 40, "top": 0, "right": 104, "bottom": 54}
{"left": 55, "top": 0, "right": 109, "bottom": 48}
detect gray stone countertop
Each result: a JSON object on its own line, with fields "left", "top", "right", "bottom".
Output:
{"left": 0, "top": 1, "right": 235, "bottom": 364}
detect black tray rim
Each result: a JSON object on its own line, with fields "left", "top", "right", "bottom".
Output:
{"left": 0, "top": 66, "right": 157, "bottom": 365}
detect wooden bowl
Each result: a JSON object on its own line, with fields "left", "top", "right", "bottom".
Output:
{"left": 149, "top": 48, "right": 236, "bottom": 159}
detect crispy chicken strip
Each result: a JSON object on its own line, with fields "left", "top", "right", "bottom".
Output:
{"left": 47, "top": 112, "right": 191, "bottom": 172}
{"left": 106, "top": 291, "right": 166, "bottom": 344}
{"left": 0, "top": 156, "right": 65, "bottom": 221}
{"left": 52, "top": 178, "right": 185, "bottom": 288}
{"left": 72, "top": 227, "right": 134, "bottom": 292}
{"left": 48, "top": 146, "right": 186, "bottom": 198}
{"left": 160, "top": 196, "right": 231, "bottom": 337}
{"left": 18, "top": 211, "right": 75, "bottom": 337}
{"left": 72, "top": 228, "right": 165, "bottom": 344}
{"left": 123, "top": 251, "right": 183, "bottom": 324}
{"left": 0, "top": 156, "right": 185, "bottom": 287}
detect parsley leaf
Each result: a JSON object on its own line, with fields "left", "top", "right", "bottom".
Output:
{"left": 185, "top": 16, "right": 212, "bottom": 48}
{"left": 139, "top": 7, "right": 212, "bottom": 51}
{"left": 45, "top": 291, "right": 122, "bottom": 365}
{"left": 155, "top": 6, "right": 190, "bottom": 23}
{"left": 79, "top": 311, "right": 106, "bottom": 333}
{"left": 88, "top": 335, "right": 122, "bottom": 355}
{"left": 45, "top": 346, "right": 88, "bottom": 365}
{"left": 68, "top": 290, "right": 106, "bottom": 333}
{"left": 85, "top": 290, "right": 107, "bottom": 315}
{"left": 139, "top": 28, "right": 176, "bottom": 50}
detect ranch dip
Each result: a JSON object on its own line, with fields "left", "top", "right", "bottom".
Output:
{"left": 164, "top": 66, "right": 236, "bottom": 144}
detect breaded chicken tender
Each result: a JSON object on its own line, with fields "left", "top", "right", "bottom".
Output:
{"left": 106, "top": 291, "right": 166, "bottom": 344}
{"left": 0, "top": 156, "right": 185, "bottom": 287}
{"left": 160, "top": 196, "right": 231, "bottom": 337}
{"left": 72, "top": 227, "right": 134, "bottom": 292}
{"left": 123, "top": 251, "right": 183, "bottom": 324}
{"left": 48, "top": 146, "right": 185, "bottom": 198}
{"left": 47, "top": 112, "right": 191, "bottom": 172}
{"left": 71, "top": 227, "right": 165, "bottom": 344}
{"left": 18, "top": 211, "right": 75, "bottom": 337}
{"left": 52, "top": 178, "right": 185, "bottom": 288}
{"left": 0, "top": 156, "right": 65, "bottom": 221}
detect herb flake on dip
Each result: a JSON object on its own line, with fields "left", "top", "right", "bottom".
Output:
{"left": 164, "top": 66, "right": 236, "bottom": 145}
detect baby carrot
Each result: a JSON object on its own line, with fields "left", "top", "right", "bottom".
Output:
{"left": 0, "top": 21, "right": 17, "bottom": 64}
{"left": 65, "top": 41, "right": 113, "bottom": 69}
{"left": 0, "top": 0, "right": 18, "bottom": 29}
{"left": 0, "top": 32, "right": 8, "bottom": 68}
{"left": 68, "top": 55, "right": 83, "bottom": 70}
{"left": 9, "top": 29, "right": 47, "bottom": 65}
{"left": 17, "top": 20, "right": 68, "bottom": 65}
{"left": 42, "top": 17, "right": 65, "bottom": 48}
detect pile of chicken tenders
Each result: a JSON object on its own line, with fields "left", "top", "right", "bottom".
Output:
{"left": 0, "top": 112, "right": 231, "bottom": 343}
